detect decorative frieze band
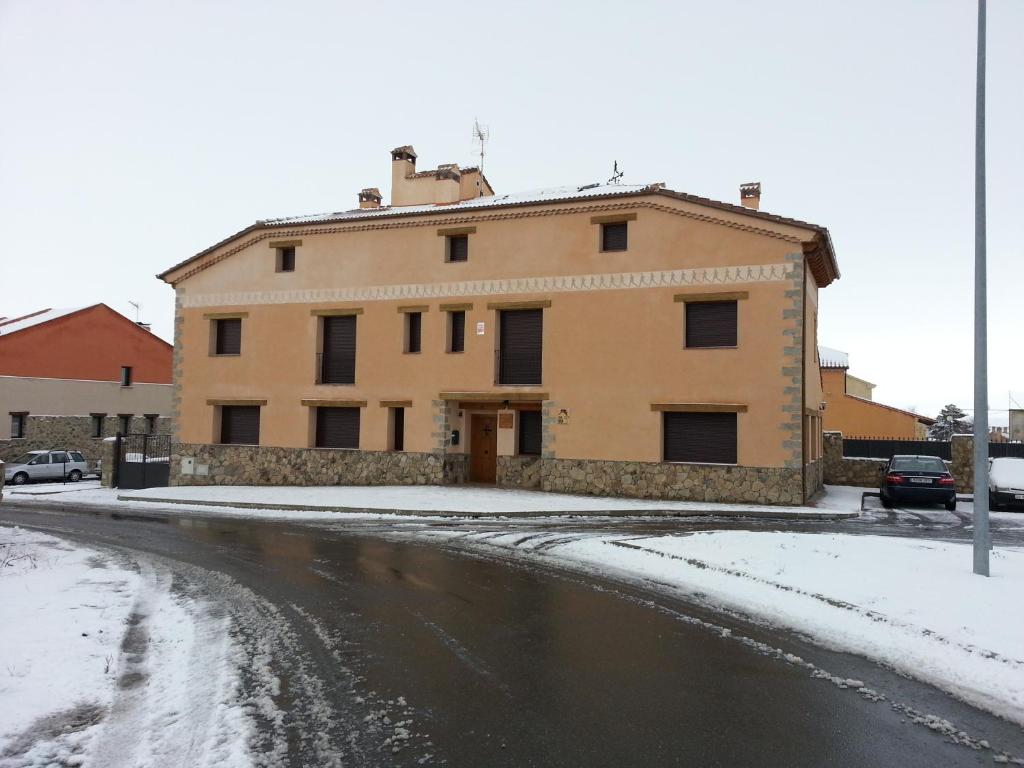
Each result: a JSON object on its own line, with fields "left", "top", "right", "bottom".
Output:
{"left": 180, "top": 262, "right": 794, "bottom": 309}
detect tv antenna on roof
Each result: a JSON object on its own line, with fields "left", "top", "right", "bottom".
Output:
{"left": 472, "top": 119, "right": 490, "bottom": 178}
{"left": 128, "top": 300, "right": 142, "bottom": 323}
{"left": 608, "top": 160, "right": 624, "bottom": 185}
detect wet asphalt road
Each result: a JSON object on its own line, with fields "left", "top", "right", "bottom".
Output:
{"left": 2, "top": 502, "right": 1023, "bottom": 767}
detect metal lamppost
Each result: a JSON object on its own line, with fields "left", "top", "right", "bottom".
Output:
{"left": 973, "top": 0, "right": 990, "bottom": 576}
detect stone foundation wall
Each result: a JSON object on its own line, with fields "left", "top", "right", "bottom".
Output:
{"left": 0, "top": 415, "right": 171, "bottom": 466}
{"left": 497, "top": 456, "right": 542, "bottom": 490}
{"left": 539, "top": 457, "right": 803, "bottom": 505}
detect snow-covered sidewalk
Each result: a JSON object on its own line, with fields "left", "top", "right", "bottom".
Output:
{"left": 398, "top": 526, "right": 1024, "bottom": 727}
{"left": 0, "top": 526, "right": 255, "bottom": 767}
{"left": 5, "top": 482, "right": 859, "bottom": 520}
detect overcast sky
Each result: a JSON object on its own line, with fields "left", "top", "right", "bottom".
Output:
{"left": 1, "top": 0, "right": 1021, "bottom": 423}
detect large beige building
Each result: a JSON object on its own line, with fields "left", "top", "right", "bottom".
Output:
{"left": 159, "top": 145, "right": 840, "bottom": 503}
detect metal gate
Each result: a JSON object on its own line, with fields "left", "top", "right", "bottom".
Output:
{"left": 115, "top": 433, "right": 171, "bottom": 489}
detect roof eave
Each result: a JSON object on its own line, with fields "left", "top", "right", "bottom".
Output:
{"left": 159, "top": 184, "right": 841, "bottom": 288}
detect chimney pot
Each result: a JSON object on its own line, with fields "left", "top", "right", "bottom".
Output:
{"left": 740, "top": 182, "right": 761, "bottom": 211}
{"left": 358, "top": 187, "right": 382, "bottom": 209}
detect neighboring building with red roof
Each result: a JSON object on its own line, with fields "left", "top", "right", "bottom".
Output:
{"left": 0, "top": 304, "right": 173, "bottom": 460}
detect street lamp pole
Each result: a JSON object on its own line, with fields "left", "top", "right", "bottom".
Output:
{"left": 973, "top": 0, "right": 990, "bottom": 576}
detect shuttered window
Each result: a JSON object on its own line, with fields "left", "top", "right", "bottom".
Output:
{"left": 685, "top": 301, "right": 738, "bottom": 348}
{"left": 91, "top": 413, "right": 106, "bottom": 438}
{"left": 220, "top": 406, "right": 260, "bottom": 445}
{"left": 316, "top": 407, "right": 360, "bottom": 449}
{"left": 215, "top": 318, "right": 242, "bottom": 355}
{"left": 601, "top": 222, "right": 628, "bottom": 252}
{"left": 10, "top": 413, "right": 26, "bottom": 439}
{"left": 449, "top": 311, "right": 465, "bottom": 353}
{"left": 447, "top": 235, "right": 468, "bottom": 262}
{"left": 663, "top": 412, "right": 737, "bottom": 464}
{"left": 405, "top": 312, "right": 422, "bottom": 353}
{"left": 321, "top": 315, "right": 356, "bottom": 384}
{"left": 499, "top": 309, "right": 543, "bottom": 385}
{"left": 518, "top": 410, "right": 542, "bottom": 456}
{"left": 278, "top": 246, "right": 295, "bottom": 272}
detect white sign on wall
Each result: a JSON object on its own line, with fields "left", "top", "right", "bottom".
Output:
{"left": 476, "top": 322, "right": 485, "bottom": 335}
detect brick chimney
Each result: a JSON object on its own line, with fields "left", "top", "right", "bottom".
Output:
{"left": 358, "top": 187, "right": 382, "bottom": 209}
{"left": 740, "top": 182, "right": 761, "bottom": 210}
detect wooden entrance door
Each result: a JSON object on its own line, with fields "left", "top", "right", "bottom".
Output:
{"left": 470, "top": 414, "right": 498, "bottom": 483}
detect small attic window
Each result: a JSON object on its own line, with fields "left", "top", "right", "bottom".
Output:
{"left": 271, "top": 240, "right": 301, "bottom": 272}
{"left": 447, "top": 235, "right": 468, "bottom": 263}
{"left": 278, "top": 246, "right": 295, "bottom": 272}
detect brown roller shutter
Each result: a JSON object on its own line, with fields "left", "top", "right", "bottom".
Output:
{"left": 279, "top": 246, "right": 295, "bottom": 272}
{"left": 499, "top": 309, "right": 543, "bottom": 385}
{"left": 448, "top": 235, "right": 468, "bottom": 262}
{"left": 392, "top": 407, "right": 404, "bottom": 451}
{"left": 450, "top": 311, "right": 465, "bottom": 352}
{"left": 316, "top": 407, "right": 360, "bottom": 449}
{"left": 518, "top": 410, "right": 542, "bottom": 455}
{"left": 406, "top": 312, "right": 422, "bottom": 353}
{"left": 685, "top": 301, "right": 737, "bottom": 348}
{"left": 221, "top": 406, "right": 260, "bottom": 445}
{"left": 216, "top": 318, "right": 242, "bottom": 355}
{"left": 321, "top": 315, "right": 356, "bottom": 384}
{"left": 601, "top": 222, "right": 628, "bottom": 251}
{"left": 663, "top": 412, "right": 737, "bottom": 464}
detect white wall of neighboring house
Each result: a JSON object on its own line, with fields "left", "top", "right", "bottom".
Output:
{"left": 0, "top": 376, "right": 172, "bottom": 440}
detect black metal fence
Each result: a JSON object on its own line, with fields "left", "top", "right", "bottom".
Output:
{"left": 843, "top": 438, "right": 952, "bottom": 460}
{"left": 843, "top": 437, "right": 1024, "bottom": 461}
{"left": 991, "top": 442, "right": 1024, "bottom": 459}
{"left": 114, "top": 433, "right": 171, "bottom": 489}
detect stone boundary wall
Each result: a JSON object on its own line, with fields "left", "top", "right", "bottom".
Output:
{"left": 823, "top": 431, "right": 976, "bottom": 491}
{"left": 443, "top": 453, "right": 469, "bottom": 484}
{"left": 161, "top": 442, "right": 807, "bottom": 504}
{"left": 497, "top": 456, "right": 542, "bottom": 490}
{"left": 804, "top": 459, "right": 824, "bottom": 500}
{"left": 169, "top": 443, "right": 473, "bottom": 488}
{"left": 950, "top": 434, "right": 974, "bottom": 493}
{"left": 539, "top": 457, "right": 803, "bottom": 505}
{"left": 0, "top": 415, "right": 172, "bottom": 466}
{"left": 100, "top": 439, "right": 116, "bottom": 487}
{"left": 822, "top": 431, "right": 885, "bottom": 487}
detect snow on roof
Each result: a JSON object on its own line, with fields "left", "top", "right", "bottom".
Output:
{"left": 819, "top": 346, "right": 849, "bottom": 369}
{"left": 259, "top": 183, "right": 653, "bottom": 226}
{"left": 0, "top": 307, "right": 90, "bottom": 336}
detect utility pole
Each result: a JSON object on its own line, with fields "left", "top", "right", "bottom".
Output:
{"left": 973, "top": 0, "right": 990, "bottom": 576}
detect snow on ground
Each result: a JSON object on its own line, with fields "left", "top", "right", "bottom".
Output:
{"left": 397, "top": 526, "right": 1024, "bottom": 726}
{"left": 6, "top": 482, "right": 857, "bottom": 518}
{"left": 0, "top": 526, "right": 257, "bottom": 768}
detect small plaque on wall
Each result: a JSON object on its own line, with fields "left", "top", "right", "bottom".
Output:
{"left": 498, "top": 412, "right": 514, "bottom": 429}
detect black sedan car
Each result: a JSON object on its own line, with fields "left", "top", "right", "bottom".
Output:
{"left": 880, "top": 455, "right": 957, "bottom": 511}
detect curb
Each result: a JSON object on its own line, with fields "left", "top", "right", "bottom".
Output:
{"left": 98, "top": 494, "right": 861, "bottom": 521}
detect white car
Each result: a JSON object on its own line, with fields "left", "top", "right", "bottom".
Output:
{"left": 989, "top": 457, "right": 1024, "bottom": 511}
{"left": 3, "top": 450, "right": 90, "bottom": 485}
